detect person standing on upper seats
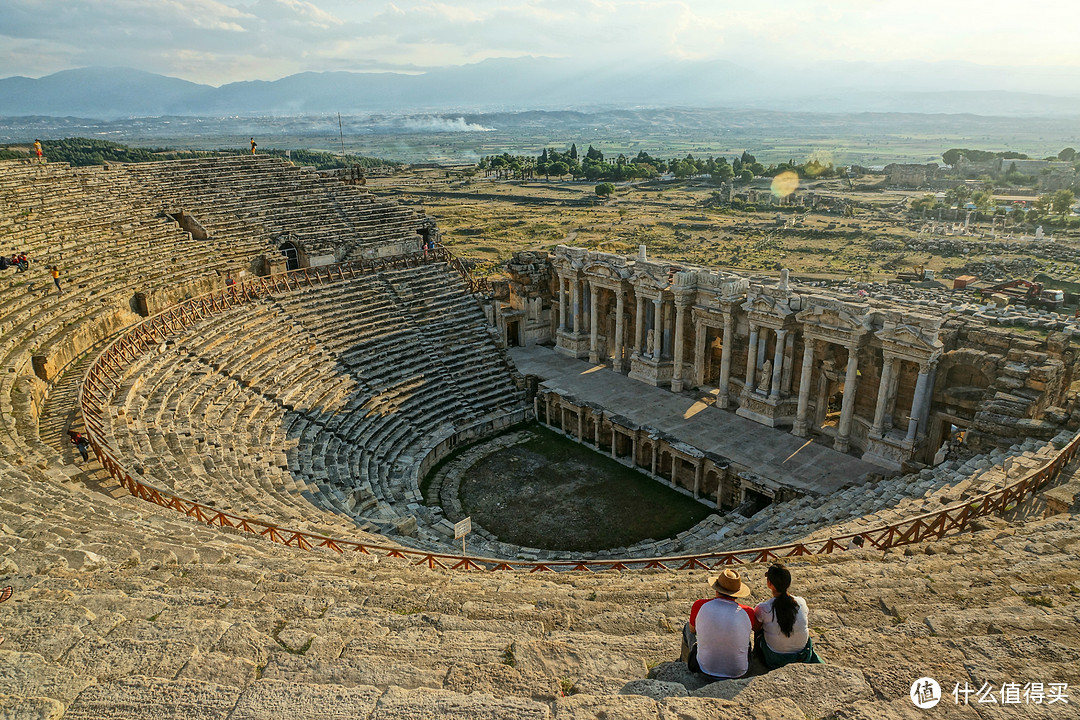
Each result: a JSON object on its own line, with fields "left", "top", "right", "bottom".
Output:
{"left": 34, "top": 139, "right": 43, "bottom": 162}
{"left": 681, "top": 569, "right": 760, "bottom": 679}
{"left": 250, "top": 138, "right": 257, "bottom": 155}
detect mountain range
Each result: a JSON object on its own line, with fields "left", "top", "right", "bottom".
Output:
{"left": 3, "top": 59, "right": 1080, "bottom": 119}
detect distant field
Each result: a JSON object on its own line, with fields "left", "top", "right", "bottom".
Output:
{"left": 2, "top": 108, "right": 1076, "bottom": 166}
{"left": 369, "top": 167, "right": 1080, "bottom": 289}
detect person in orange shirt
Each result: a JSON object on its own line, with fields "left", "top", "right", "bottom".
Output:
{"left": 250, "top": 138, "right": 257, "bottom": 155}
{"left": 51, "top": 265, "right": 62, "bottom": 294}
{"left": 34, "top": 139, "right": 43, "bottom": 160}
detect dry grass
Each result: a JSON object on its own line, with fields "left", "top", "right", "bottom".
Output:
{"left": 367, "top": 168, "right": 1080, "bottom": 282}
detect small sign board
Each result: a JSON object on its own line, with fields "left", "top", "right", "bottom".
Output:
{"left": 454, "top": 517, "right": 472, "bottom": 540}
{"left": 1002, "top": 457, "right": 1014, "bottom": 477}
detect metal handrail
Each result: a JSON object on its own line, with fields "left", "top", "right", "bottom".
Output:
{"left": 78, "top": 252, "right": 1080, "bottom": 571}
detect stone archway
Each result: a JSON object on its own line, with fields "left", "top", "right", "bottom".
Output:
{"left": 279, "top": 241, "right": 300, "bottom": 271}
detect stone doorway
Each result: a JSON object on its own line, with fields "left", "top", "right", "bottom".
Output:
{"left": 279, "top": 241, "right": 300, "bottom": 271}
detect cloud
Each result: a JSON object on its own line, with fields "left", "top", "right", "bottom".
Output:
{"left": 1, "top": 0, "right": 1078, "bottom": 84}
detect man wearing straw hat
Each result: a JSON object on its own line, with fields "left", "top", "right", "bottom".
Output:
{"left": 681, "top": 569, "right": 760, "bottom": 678}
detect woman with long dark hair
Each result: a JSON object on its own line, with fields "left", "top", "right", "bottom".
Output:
{"left": 753, "top": 563, "right": 823, "bottom": 668}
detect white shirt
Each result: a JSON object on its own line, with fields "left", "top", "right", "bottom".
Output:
{"left": 754, "top": 595, "right": 809, "bottom": 654}
{"left": 692, "top": 597, "right": 754, "bottom": 678}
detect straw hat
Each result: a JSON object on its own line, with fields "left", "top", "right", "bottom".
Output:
{"left": 708, "top": 569, "right": 751, "bottom": 598}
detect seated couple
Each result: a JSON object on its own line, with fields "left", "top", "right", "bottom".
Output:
{"left": 681, "top": 564, "right": 822, "bottom": 679}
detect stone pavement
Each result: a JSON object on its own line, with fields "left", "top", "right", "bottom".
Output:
{"left": 511, "top": 345, "right": 884, "bottom": 497}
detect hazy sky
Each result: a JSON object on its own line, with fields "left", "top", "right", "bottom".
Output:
{"left": 1, "top": 0, "right": 1077, "bottom": 84}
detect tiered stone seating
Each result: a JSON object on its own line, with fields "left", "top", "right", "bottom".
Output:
{"left": 0, "top": 155, "right": 428, "bottom": 466}
{"left": 680, "top": 433, "right": 1073, "bottom": 554}
{"left": 94, "top": 261, "right": 526, "bottom": 549}
{"left": 3, "top": 155, "right": 1078, "bottom": 718}
{"left": 120, "top": 156, "right": 424, "bottom": 259}
{"left": 2, "top": 439, "right": 1078, "bottom": 717}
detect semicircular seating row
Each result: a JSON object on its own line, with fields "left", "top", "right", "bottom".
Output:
{"left": 0, "top": 155, "right": 427, "bottom": 461}
{"left": 98, "top": 261, "right": 527, "bottom": 549}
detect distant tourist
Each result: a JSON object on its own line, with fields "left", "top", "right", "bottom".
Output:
{"left": 681, "top": 569, "right": 760, "bottom": 678}
{"left": 846, "top": 534, "right": 865, "bottom": 551}
{"left": 34, "top": 139, "right": 43, "bottom": 161}
{"left": 753, "top": 564, "right": 823, "bottom": 668}
{"left": 69, "top": 430, "right": 90, "bottom": 462}
{"left": 50, "top": 265, "right": 62, "bottom": 294}
{"left": 250, "top": 138, "right": 257, "bottom": 155}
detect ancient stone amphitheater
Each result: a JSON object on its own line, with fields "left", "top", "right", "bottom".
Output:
{"left": 1, "top": 155, "right": 1078, "bottom": 719}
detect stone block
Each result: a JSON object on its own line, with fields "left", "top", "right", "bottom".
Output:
{"left": 619, "top": 679, "right": 689, "bottom": 700}
{"left": 732, "top": 664, "right": 873, "bottom": 719}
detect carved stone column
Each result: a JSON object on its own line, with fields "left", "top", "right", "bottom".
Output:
{"left": 589, "top": 283, "right": 600, "bottom": 363}
{"left": 884, "top": 356, "right": 902, "bottom": 431}
{"left": 793, "top": 337, "right": 816, "bottom": 437}
{"left": 571, "top": 278, "right": 581, "bottom": 334}
{"left": 557, "top": 273, "right": 566, "bottom": 330}
{"left": 634, "top": 293, "right": 645, "bottom": 357}
{"left": 671, "top": 294, "right": 691, "bottom": 392}
{"left": 719, "top": 310, "right": 733, "bottom": 409}
{"left": 745, "top": 322, "right": 759, "bottom": 391}
{"left": 652, "top": 296, "right": 663, "bottom": 359}
{"left": 613, "top": 287, "right": 626, "bottom": 373}
{"left": 834, "top": 343, "right": 860, "bottom": 453}
{"left": 693, "top": 460, "right": 703, "bottom": 499}
{"left": 694, "top": 319, "right": 707, "bottom": 387}
{"left": 870, "top": 352, "right": 896, "bottom": 438}
{"left": 905, "top": 361, "right": 932, "bottom": 443}
{"left": 769, "top": 328, "right": 786, "bottom": 399}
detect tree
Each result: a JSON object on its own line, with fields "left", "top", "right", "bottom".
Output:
{"left": 1060, "top": 148, "right": 1077, "bottom": 162}
{"left": 1051, "top": 189, "right": 1076, "bottom": 217}
{"left": 739, "top": 169, "right": 753, "bottom": 184}
{"left": 569, "top": 144, "right": 578, "bottom": 160}
{"left": 910, "top": 195, "right": 936, "bottom": 214}
{"left": 711, "top": 157, "right": 734, "bottom": 185}
{"left": 595, "top": 182, "right": 615, "bottom": 198}
{"left": 942, "top": 149, "right": 962, "bottom": 166}
{"left": 549, "top": 161, "right": 568, "bottom": 179}
{"left": 971, "top": 190, "right": 994, "bottom": 214}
